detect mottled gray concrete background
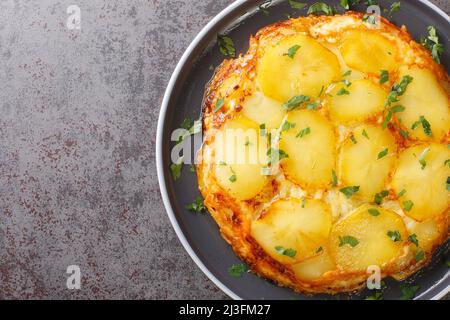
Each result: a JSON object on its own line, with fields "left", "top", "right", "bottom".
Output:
{"left": 0, "top": 0, "right": 447, "bottom": 299}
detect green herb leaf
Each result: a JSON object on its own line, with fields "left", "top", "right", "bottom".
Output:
{"left": 389, "top": 2, "right": 401, "bottom": 16}
{"left": 229, "top": 174, "right": 237, "bottom": 183}
{"left": 180, "top": 117, "right": 193, "bottom": 130}
{"left": 282, "top": 120, "right": 296, "bottom": 132}
{"left": 379, "top": 70, "right": 389, "bottom": 84}
{"left": 282, "top": 95, "right": 310, "bottom": 111}
{"left": 363, "top": 14, "right": 377, "bottom": 25}
{"left": 365, "top": 0, "right": 378, "bottom": 5}
{"left": 284, "top": 44, "right": 301, "bottom": 59}
{"left": 342, "top": 70, "right": 352, "bottom": 77}
{"left": 400, "top": 284, "right": 419, "bottom": 300}
{"left": 342, "top": 79, "right": 352, "bottom": 87}
{"left": 386, "top": 75, "right": 413, "bottom": 106}
{"left": 296, "top": 127, "right": 311, "bottom": 138}
{"left": 337, "top": 88, "right": 350, "bottom": 96}
{"left": 408, "top": 234, "right": 419, "bottom": 246}
{"left": 186, "top": 196, "right": 205, "bottom": 213}
{"left": 189, "top": 164, "right": 196, "bottom": 173}
{"left": 365, "top": 291, "right": 383, "bottom": 300}
{"left": 289, "top": 0, "right": 307, "bottom": 9}
{"left": 421, "top": 26, "right": 443, "bottom": 64}
{"left": 447, "top": 176, "right": 450, "bottom": 191}
{"left": 260, "top": 123, "right": 266, "bottom": 137}
{"left": 228, "top": 263, "right": 248, "bottom": 277}
{"left": 403, "top": 200, "right": 414, "bottom": 212}
{"left": 382, "top": 105, "right": 405, "bottom": 129}
{"left": 387, "top": 230, "right": 401, "bottom": 242}
{"left": 411, "top": 116, "right": 432, "bottom": 137}
{"left": 170, "top": 158, "right": 184, "bottom": 181}
{"left": 340, "top": 186, "right": 360, "bottom": 199}
{"left": 362, "top": 129, "right": 370, "bottom": 139}
{"left": 214, "top": 97, "right": 225, "bottom": 113}
{"left": 306, "top": 101, "right": 319, "bottom": 110}
{"left": 339, "top": 235, "right": 359, "bottom": 247}
{"left": 267, "top": 148, "right": 289, "bottom": 165}
{"left": 377, "top": 148, "right": 389, "bottom": 159}
{"left": 307, "top": 2, "right": 335, "bottom": 15}
{"left": 444, "top": 159, "right": 450, "bottom": 168}
{"left": 418, "top": 147, "right": 430, "bottom": 170}
{"left": 398, "top": 189, "right": 407, "bottom": 197}
{"left": 217, "top": 35, "right": 235, "bottom": 58}
{"left": 400, "top": 129, "right": 409, "bottom": 138}
{"left": 368, "top": 208, "right": 380, "bottom": 217}
{"left": 332, "top": 170, "right": 338, "bottom": 187}
{"left": 316, "top": 246, "right": 324, "bottom": 253}
{"left": 374, "top": 190, "right": 389, "bottom": 205}
{"left": 415, "top": 249, "right": 425, "bottom": 262}
{"left": 275, "top": 246, "right": 297, "bottom": 258}
{"left": 350, "top": 135, "right": 357, "bottom": 144}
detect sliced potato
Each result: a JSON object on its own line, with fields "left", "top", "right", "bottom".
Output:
{"left": 257, "top": 34, "right": 341, "bottom": 102}
{"left": 251, "top": 198, "right": 332, "bottom": 264}
{"left": 279, "top": 110, "right": 336, "bottom": 189}
{"left": 214, "top": 116, "right": 268, "bottom": 200}
{"left": 340, "top": 30, "right": 398, "bottom": 74}
{"left": 392, "top": 143, "right": 450, "bottom": 221}
{"left": 329, "top": 204, "right": 408, "bottom": 272}
{"left": 408, "top": 219, "right": 443, "bottom": 252}
{"left": 242, "top": 92, "right": 286, "bottom": 129}
{"left": 328, "top": 79, "right": 388, "bottom": 123}
{"left": 292, "top": 247, "right": 336, "bottom": 281}
{"left": 338, "top": 125, "right": 397, "bottom": 200}
{"left": 397, "top": 66, "right": 450, "bottom": 141}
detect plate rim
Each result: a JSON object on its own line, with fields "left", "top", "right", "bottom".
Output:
{"left": 156, "top": 0, "right": 450, "bottom": 300}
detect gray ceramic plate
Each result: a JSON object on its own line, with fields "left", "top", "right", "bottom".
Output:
{"left": 157, "top": 0, "right": 450, "bottom": 300}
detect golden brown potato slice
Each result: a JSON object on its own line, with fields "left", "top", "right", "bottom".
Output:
{"left": 292, "top": 247, "right": 336, "bottom": 281}
{"left": 338, "top": 125, "right": 396, "bottom": 200}
{"left": 391, "top": 143, "right": 450, "bottom": 221}
{"left": 328, "top": 79, "right": 388, "bottom": 123}
{"left": 242, "top": 92, "right": 286, "bottom": 129}
{"left": 213, "top": 116, "right": 268, "bottom": 200}
{"left": 251, "top": 198, "right": 332, "bottom": 264}
{"left": 329, "top": 204, "right": 408, "bottom": 272}
{"left": 396, "top": 66, "right": 450, "bottom": 141}
{"left": 408, "top": 219, "right": 444, "bottom": 253}
{"left": 257, "top": 34, "right": 341, "bottom": 102}
{"left": 279, "top": 110, "right": 336, "bottom": 189}
{"left": 340, "top": 30, "right": 398, "bottom": 74}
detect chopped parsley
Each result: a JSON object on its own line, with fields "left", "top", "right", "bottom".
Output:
{"left": 186, "top": 196, "right": 205, "bottom": 213}
{"left": 350, "top": 135, "right": 357, "bottom": 144}
{"left": 362, "top": 129, "right": 370, "bottom": 139}
{"left": 386, "top": 75, "right": 413, "bottom": 106}
{"left": 217, "top": 35, "right": 235, "bottom": 58}
{"left": 340, "top": 186, "right": 360, "bottom": 199}
{"left": 403, "top": 200, "right": 414, "bottom": 212}
{"left": 444, "top": 159, "right": 450, "bottom": 168}
{"left": 289, "top": 0, "right": 307, "bottom": 9}
{"left": 180, "top": 117, "right": 193, "bottom": 130}
{"left": 340, "top": 0, "right": 360, "bottom": 10}
{"left": 387, "top": 230, "right": 402, "bottom": 242}
{"left": 400, "top": 129, "right": 409, "bottom": 138}
{"left": 307, "top": 2, "right": 335, "bottom": 16}
{"left": 296, "top": 127, "right": 311, "bottom": 138}
{"left": 260, "top": 123, "right": 266, "bottom": 136}
{"left": 418, "top": 147, "right": 430, "bottom": 170}
{"left": 342, "top": 79, "right": 352, "bottom": 87}
{"left": 337, "top": 88, "right": 350, "bottom": 96}
{"left": 306, "top": 101, "right": 319, "bottom": 110}
{"left": 189, "top": 164, "right": 196, "bottom": 173}
{"left": 170, "top": 157, "right": 184, "bottom": 181}
{"left": 408, "top": 234, "right": 419, "bottom": 246}
{"left": 377, "top": 148, "right": 389, "bottom": 159}
{"left": 284, "top": 45, "right": 301, "bottom": 59}
{"left": 382, "top": 105, "right": 405, "bottom": 129}
{"left": 339, "top": 235, "right": 359, "bottom": 247}
{"left": 400, "top": 284, "right": 420, "bottom": 300}
{"left": 398, "top": 189, "right": 407, "bottom": 197}
{"left": 363, "top": 14, "right": 378, "bottom": 25}
{"left": 447, "top": 176, "right": 450, "bottom": 191}
{"left": 365, "top": 291, "right": 383, "bottom": 300}
{"left": 213, "top": 97, "right": 225, "bottom": 113}
{"left": 228, "top": 263, "right": 248, "bottom": 278}
{"left": 368, "top": 208, "right": 380, "bottom": 217}
{"left": 421, "top": 26, "right": 444, "bottom": 64}
{"left": 374, "top": 190, "right": 389, "bottom": 205}
{"left": 365, "top": 0, "right": 378, "bottom": 5}
{"left": 282, "top": 120, "right": 296, "bottom": 132}
{"left": 316, "top": 246, "right": 323, "bottom": 253}
{"left": 282, "top": 95, "right": 310, "bottom": 111}
{"left": 379, "top": 70, "right": 389, "bottom": 84}
{"left": 411, "top": 116, "right": 432, "bottom": 137}
{"left": 342, "top": 70, "right": 352, "bottom": 77}
{"left": 332, "top": 170, "right": 338, "bottom": 187}
{"left": 388, "top": 2, "right": 401, "bottom": 16}
{"left": 275, "top": 246, "right": 297, "bottom": 258}
{"left": 176, "top": 118, "right": 202, "bottom": 145}
{"left": 415, "top": 249, "right": 425, "bottom": 262}
{"left": 229, "top": 167, "right": 237, "bottom": 183}
{"left": 267, "top": 148, "right": 289, "bottom": 165}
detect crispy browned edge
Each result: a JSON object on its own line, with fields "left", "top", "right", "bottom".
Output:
{"left": 196, "top": 11, "right": 450, "bottom": 295}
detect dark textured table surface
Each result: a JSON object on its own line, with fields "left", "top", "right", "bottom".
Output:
{"left": 0, "top": 0, "right": 448, "bottom": 299}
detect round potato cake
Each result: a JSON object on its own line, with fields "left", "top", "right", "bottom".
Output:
{"left": 196, "top": 12, "right": 450, "bottom": 294}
